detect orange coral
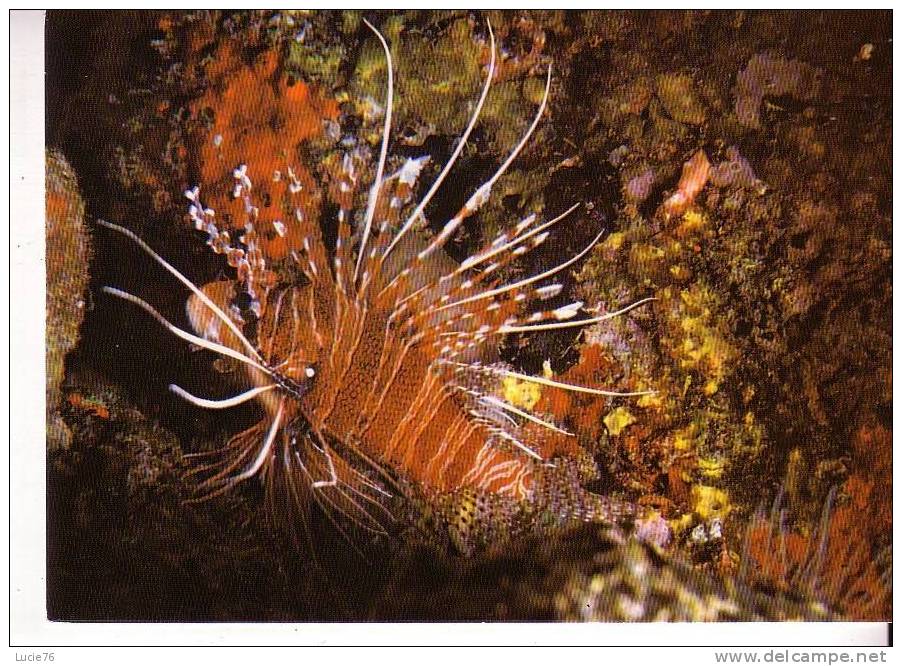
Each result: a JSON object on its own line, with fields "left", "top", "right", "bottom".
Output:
{"left": 46, "top": 188, "right": 75, "bottom": 229}
{"left": 533, "top": 344, "right": 666, "bottom": 492}
{"left": 851, "top": 420, "right": 892, "bottom": 536}
{"left": 743, "top": 430, "right": 892, "bottom": 622}
{"left": 186, "top": 34, "right": 339, "bottom": 263}
{"left": 538, "top": 344, "right": 619, "bottom": 441}
{"left": 744, "top": 498, "right": 890, "bottom": 619}
{"left": 661, "top": 149, "right": 710, "bottom": 219}
{"left": 67, "top": 393, "right": 110, "bottom": 420}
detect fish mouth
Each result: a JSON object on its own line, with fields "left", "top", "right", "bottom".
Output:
{"left": 273, "top": 368, "right": 316, "bottom": 400}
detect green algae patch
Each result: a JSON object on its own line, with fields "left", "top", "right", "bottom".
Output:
{"left": 604, "top": 407, "right": 637, "bottom": 436}
{"left": 690, "top": 485, "right": 731, "bottom": 521}
{"left": 656, "top": 73, "right": 707, "bottom": 126}
{"left": 659, "top": 284, "right": 736, "bottom": 396}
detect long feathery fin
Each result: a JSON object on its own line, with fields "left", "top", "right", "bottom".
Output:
{"left": 387, "top": 203, "right": 578, "bottom": 320}
{"left": 98, "top": 220, "right": 263, "bottom": 361}
{"left": 492, "top": 429, "right": 544, "bottom": 462}
{"left": 416, "top": 64, "right": 553, "bottom": 262}
{"left": 477, "top": 394, "right": 574, "bottom": 440}
{"left": 457, "top": 202, "right": 580, "bottom": 274}
{"left": 499, "top": 297, "right": 657, "bottom": 333}
{"left": 102, "top": 287, "right": 272, "bottom": 376}
{"left": 169, "top": 384, "right": 277, "bottom": 409}
{"left": 311, "top": 447, "right": 339, "bottom": 489}
{"left": 489, "top": 65, "right": 552, "bottom": 188}
{"left": 235, "top": 398, "right": 285, "bottom": 481}
{"left": 355, "top": 17, "right": 394, "bottom": 282}
{"left": 443, "top": 361, "right": 655, "bottom": 397}
{"left": 383, "top": 19, "right": 497, "bottom": 263}
{"left": 432, "top": 228, "right": 606, "bottom": 315}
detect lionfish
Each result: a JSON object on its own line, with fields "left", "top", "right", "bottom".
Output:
{"left": 101, "top": 18, "right": 653, "bottom": 550}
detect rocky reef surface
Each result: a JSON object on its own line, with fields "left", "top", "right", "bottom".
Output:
{"left": 46, "top": 10, "right": 890, "bottom": 621}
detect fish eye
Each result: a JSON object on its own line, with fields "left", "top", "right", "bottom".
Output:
{"left": 273, "top": 363, "right": 317, "bottom": 400}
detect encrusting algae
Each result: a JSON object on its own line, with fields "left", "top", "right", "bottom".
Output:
{"left": 46, "top": 10, "right": 890, "bottom": 621}
{"left": 46, "top": 149, "right": 92, "bottom": 452}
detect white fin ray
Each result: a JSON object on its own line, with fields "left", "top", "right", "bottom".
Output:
{"left": 430, "top": 228, "right": 606, "bottom": 316}
{"left": 416, "top": 66, "right": 553, "bottom": 263}
{"left": 355, "top": 18, "right": 395, "bottom": 282}
{"left": 235, "top": 398, "right": 285, "bottom": 481}
{"left": 383, "top": 20, "right": 497, "bottom": 264}
{"left": 98, "top": 220, "right": 262, "bottom": 361}
{"left": 102, "top": 286, "right": 272, "bottom": 376}
{"left": 499, "top": 297, "right": 656, "bottom": 333}
{"left": 169, "top": 384, "right": 278, "bottom": 409}
{"left": 478, "top": 394, "right": 573, "bottom": 440}
{"left": 491, "top": 427, "right": 544, "bottom": 462}
{"left": 457, "top": 203, "right": 580, "bottom": 274}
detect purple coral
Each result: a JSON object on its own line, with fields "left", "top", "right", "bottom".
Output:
{"left": 624, "top": 167, "right": 657, "bottom": 203}
{"left": 636, "top": 512, "right": 672, "bottom": 548}
{"left": 734, "top": 53, "right": 822, "bottom": 129}
{"left": 710, "top": 146, "right": 762, "bottom": 189}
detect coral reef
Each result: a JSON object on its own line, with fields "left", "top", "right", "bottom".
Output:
{"left": 182, "top": 24, "right": 339, "bottom": 263}
{"left": 741, "top": 419, "right": 892, "bottom": 620}
{"left": 46, "top": 149, "right": 92, "bottom": 451}
{"left": 45, "top": 9, "right": 891, "bottom": 621}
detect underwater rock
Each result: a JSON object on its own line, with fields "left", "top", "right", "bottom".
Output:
{"left": 656, "top": 73, "right": 707, "bottom": 126}
{"left": 46, "top": 149, "right": 92, "bottom": 451}
{"left": 47, "top": 374, "right": 281, "bottom": 621}
{"left": 734, "top": 53, "right": 822, "bottom": 129}
{"left": 370, "top": 524, "right": 833, "bottom": 621}
{"left": 709, "top": 146, "right": 763, "bottom": 190}
{"left": 551, "top": 527, "right": 830, "bottom": 621}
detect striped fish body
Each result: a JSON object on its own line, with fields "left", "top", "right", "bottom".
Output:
{"left": 188, "top": 252, "right": 564, "bottom": 508}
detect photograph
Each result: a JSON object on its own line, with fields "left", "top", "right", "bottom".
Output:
{"left": 39, "top": 8, "right": 891, "bottom": 629}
